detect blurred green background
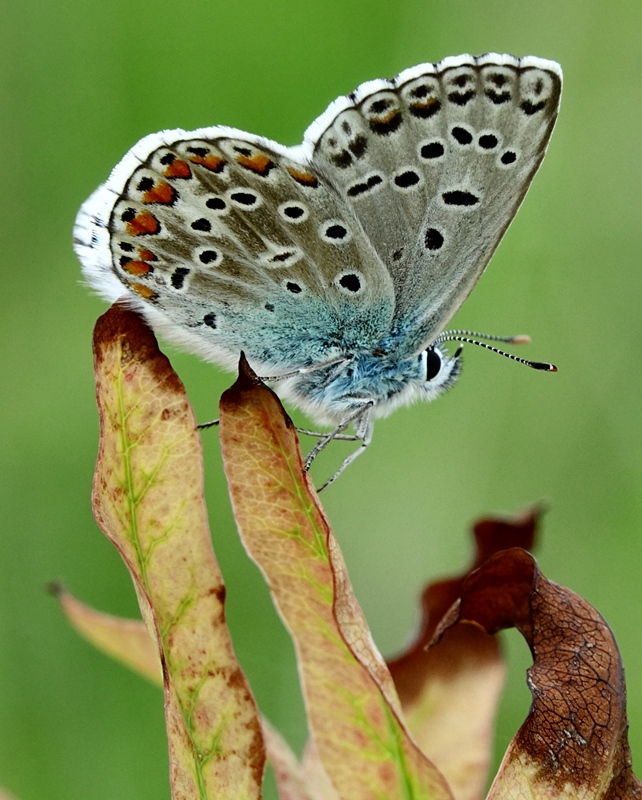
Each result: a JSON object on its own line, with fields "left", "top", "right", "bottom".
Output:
{"left": 2, "top": 0, "right": 641, "bottom": 796}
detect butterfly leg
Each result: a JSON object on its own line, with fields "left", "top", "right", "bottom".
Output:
{"left": 315, "top": 407, "right": 375, "bottom": 491}
{"left": 297, "top": 427, "right": 360, "bottom": 442}
{"left": 303, "top": 402, "right": 373, "bottom": 471}
{"left": 197, "top": 419, "right": 219, "bottom": 430}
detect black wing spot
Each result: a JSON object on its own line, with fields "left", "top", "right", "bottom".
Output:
{"left": 324, "top": 223, "right": 349, "bottom": 240}
{"left": 329, "top": 150, "right": 353, "bottom": 169}
{"left": 420, "top": 141, "right": 445, "bottom": 159}
{"left": 347, "top": 174, "right": 383, "bottom": 197}
{"left": 478, "top": 133, "right": 498, "bottom": 149}
{"left": 410, "top": 84, "right": 430, "bottom": 98}
{"left": 348, "top": 134, "right": 368, "bottom": 159}
{"left": 501, "top": 150, "right": 517, "bottom": 165}
{"left": 121, "top": 208, "right": 136, "bottom": 222}
{"left": 203, "top": 312, "right": 217, "bottom": 329}
{"left": 233, "top": 145, "right": 252, "bottom": 156}
{"left": 488, "top": 72, "right": 509, "bottom": 87}
{"left": 424, "top": 228, "right": 444, "bottom": 250}
{"left": 442, "top": 190, "right": 479, "bottom": 206}
{"left": 369, "top": 98, "right": 393, "bottom": 113}
{"left": 191, "top": 218, "right": 212, "bottom": 232}
{"left": 187, "top": 146, "right": 209, "bottom": 157}
{"left": 451, "top": 126, "right": 473, "bottom": 145}
{"left": 136, "top": 176, "right": 154, "bottom": 192}
{"left": 199, "top": 250, "right": 219, "bottom": 264}
{"left": 451, "top": 73, "right": 472, "bottom": 87}
{"left": 268, "top": 251, "right": 297, "bottom": 264}
{"left": 286, "top": 281, "right": 302, "bottom": 294}
{"left": 485, "top": 89, "right": 511, "bottom": 104}
{"left": 160, "top": 153, "right": 175, "bottom": 165}
{"left": 206, "top": 197, "right": 226, "bottom": 210}
{"left": 282, "top": 204, "right": 306, "bottom": 219}
{"left": 265, "top": 303, "right": 275, "bottom": 312}
{"left": 520, "top": 99, "right": 547, "bottom": 115}
{"left": 230, "top": 191, "right": 259, "bottom": 206}
{"left": 369, "top": 112, "right": 402, "bottom": 136}
{"left": 394, "top": 170, "right": 420, "bottom": 188}
{"left": 119, "top": 242, "right": 134, "bottom": 252}
{"left": 338, "top": 273, "right": 361, "bottom": 293}
{"left": 447, "top": 90, "right": 475, "bottom": 106}
{"left": 171, "top": 267, "right": 190, "bottom": 289}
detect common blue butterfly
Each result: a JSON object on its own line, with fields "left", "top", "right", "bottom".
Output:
{"left": 75, "top": 54, "right": 561, "bottom": 486}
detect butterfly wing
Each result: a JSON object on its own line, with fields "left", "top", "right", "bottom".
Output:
{"left": 74, "top": 127, "right": 395, "bottom": 374}
{"left": 309, "top": 54, "right": 562, "bottom": 357}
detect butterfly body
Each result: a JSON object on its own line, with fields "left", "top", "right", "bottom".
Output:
{"left": 75, "top": 53, "right": 561, "bottom": 483}
{"left": 278, "top": 343, "right": 459, "bottom": 425}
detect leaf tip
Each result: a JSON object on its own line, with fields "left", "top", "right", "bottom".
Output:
{"left": 92, "top": 302, "right": 183, "bottom": 394}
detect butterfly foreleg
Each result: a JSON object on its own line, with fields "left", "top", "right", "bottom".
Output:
{"left": 314, "top": 405, "right": 375, "bottom": 491}
{"left": 296, "top": 427, "right": 360, "bottom": 442}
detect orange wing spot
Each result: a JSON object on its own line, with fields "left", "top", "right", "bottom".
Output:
{"left": 142, "top": 181, "right": 176, "bottom": 205}
{"left": 188, "top": 153, "right": 227, "bottom": 173}
{"left": 377, "top": 109, "right": 401, "bottom": 124}
{"left": 287, "top": 167, "right": 319, "bottom": 187}
{"left": 137, "top": 248, "right": 158, "bottom": 262}
{"left": 122, "top": 260, "right": 152, "bottom": 276}
{"left": 163, "top": 159, "right": 192, "bottom": 179}
{"left": 126, "top": 211, "right": 161, "bottom": 236}
{"left": 410, "top": 98, "right": 440, "bottom": 115}
{"left": 130, "top": 282, "right": 156, "bottom": 300}
{"left": 237, "top": 152, "right": 274, "bottom": 176}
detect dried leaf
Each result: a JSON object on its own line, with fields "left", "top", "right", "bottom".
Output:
{"left": 50, "top": 583, "right": 162, "bottom": 685}
{"left": 437, "top": 548, "right": 642, "bottom": 799}
{"left": 387, "top": 510, "right": 539, "bottom": 800}
{"left": 219, "top": 356, "right": 453, "bottom": 800}
{"left": 92, "top": 305, "right": 264, "bottom": 799}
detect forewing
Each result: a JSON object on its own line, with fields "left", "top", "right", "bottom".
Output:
{"left": 74, "top": 128, "right": 395, "bottom": 373}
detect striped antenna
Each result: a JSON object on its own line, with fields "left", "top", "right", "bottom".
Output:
{"left": 436, "top": 332, "right": 557, "bottom": 372}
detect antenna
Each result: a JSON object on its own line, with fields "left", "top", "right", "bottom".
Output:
{"left": 436, "top": 331, "right": 557, "bottom": 372}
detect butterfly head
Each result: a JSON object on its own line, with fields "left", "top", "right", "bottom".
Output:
{"left": 419, "top": 343, "right": 463, "bottom": 402}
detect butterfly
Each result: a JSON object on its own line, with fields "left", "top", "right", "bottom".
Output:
{"left": 75, "top": 53, "right": 562, "bottom": 488}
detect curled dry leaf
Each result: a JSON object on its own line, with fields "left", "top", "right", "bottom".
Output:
{"left": 262, "top": 719, "right": 339, "bottom": 800}
{"left": 387, "top": 509, "right": 539, "bottom": 800}
{"left": 219, "top": 356, "right": 453, "bottom": 800}
{"left": 50, "top": 582, "right": 162, "bottom": 685}
{"left": 436, "top": 548, "right": 642, "bottom": 799}
{"left": 92, "top": 304, "right": 264, "bottom": 799}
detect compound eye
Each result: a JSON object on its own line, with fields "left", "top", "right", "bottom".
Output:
{"left": 426, "top": 347, "right": 442, "bottom": 381}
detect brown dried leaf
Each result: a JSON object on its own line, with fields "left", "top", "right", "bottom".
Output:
{"left": 437, "top": 548, "right": 642, "bottom": 799}
{"left": 387, "top": 510, "right": 539, "bottom": 800}
{"left": 219, "top": 356, "right": 453, "bottom": 800}
{"left": 262, "top": 721, "right": 340, "bottom": 800}
{"left": 92, "top": 305, "right": 264, "bottom": 799}
{"left": 51, "top": 583, "right": 162, "bottom": 685}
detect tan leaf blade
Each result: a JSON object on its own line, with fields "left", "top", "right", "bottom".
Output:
{"left": 388, "top": 509, "right": 539, "bottom": 800}
{"left": 219, "top": 356, "right": 453, "bottom": 800}
{"left": 262, "top": 720, "right": 339, "bottom": 800}
{"left": 92, "top": 305, "right": 264, "bottom": 800}
{"left": 50, "top": 582, "right": 162, "bottom": 685}
{"left": 436, "top": 548, "right": 642, "bottom": 799}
